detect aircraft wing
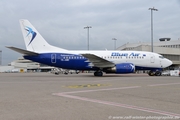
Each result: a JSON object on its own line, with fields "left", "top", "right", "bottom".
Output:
{"left": 6, "top": 46, "right": 39, "bottom": 56}
{"left": 81, "top": 53, "right": 115, "bottom": 68}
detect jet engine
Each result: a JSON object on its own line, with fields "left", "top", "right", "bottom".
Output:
{"left": 104, "top": 63, "right": 135, "bottom": 74}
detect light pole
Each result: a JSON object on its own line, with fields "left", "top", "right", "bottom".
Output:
{"left": 84, "top": 26, "right": 92, "bottom": 50}
{"left": 149, "top": 7, "right": 158, "bottom": 52}
{"left": 112, "top": 38, "right": 117, "bottom": 50}
{"left": 0, "top": 50, "right": 2, "bottom": 65}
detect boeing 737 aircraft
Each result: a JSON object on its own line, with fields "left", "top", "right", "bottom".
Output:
{"left": 7, "top": 19, "right": 172, "bottom": 76}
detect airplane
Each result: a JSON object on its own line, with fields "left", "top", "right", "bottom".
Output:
{"left": 7, "top": 19, "right": 172, "bottom": 76}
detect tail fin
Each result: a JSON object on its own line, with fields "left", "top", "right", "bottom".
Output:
{"left": 19, "top": 19, "right": 67, "bottom": 52}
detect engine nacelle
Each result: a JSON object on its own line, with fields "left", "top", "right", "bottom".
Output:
{"left": 104, "top": 63, "right": 135, "bottom": 74}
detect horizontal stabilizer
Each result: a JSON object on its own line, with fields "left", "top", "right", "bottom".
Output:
{"left": 6, "top": 46, "right": 39, "bottom": 56}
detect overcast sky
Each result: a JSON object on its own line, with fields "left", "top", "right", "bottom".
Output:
{"left": 0, "top": 0, "right": 180, "bottom": 65}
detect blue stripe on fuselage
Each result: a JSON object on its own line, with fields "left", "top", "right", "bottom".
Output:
{"left": 135, "top": 66, "right": 162, "bottom": 71}
{"left": 24, "top": 53, "right": 95, "bottom": 70}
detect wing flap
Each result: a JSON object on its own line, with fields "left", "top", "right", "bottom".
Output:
{"left": 6, "top": 46, "right": 39, "bottom": 56}
{"left": 81, "top": 53, "right": 115, "bottom": 68}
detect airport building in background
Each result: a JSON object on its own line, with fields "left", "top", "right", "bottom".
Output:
{"left": 0, "top": 57, "right": 54, "bottom": 73}
{"left": 117, "top": 38, "right": 180, "bottom": 69}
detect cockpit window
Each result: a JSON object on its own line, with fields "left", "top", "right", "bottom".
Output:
{"left": 159, "top": 56, "right": 164, "bottom": 59}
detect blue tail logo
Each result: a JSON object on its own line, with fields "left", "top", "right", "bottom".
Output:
{"left": 25, "top": 26, "right": 37, "bottom": 45}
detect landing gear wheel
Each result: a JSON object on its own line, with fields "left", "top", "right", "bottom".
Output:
{"left": 94, "top": 71, "right": 103, "bottom": 76}
{"left": 148, "top": 71, "right": 155, "bottom": 76}
{"left": 155, "top": 71, "right": 162, "bottom": 76}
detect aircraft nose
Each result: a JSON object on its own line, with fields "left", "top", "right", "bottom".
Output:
{"left": 168, "top": 59, "right": 172, "bottom": 66}
{"left": 166, "top": 59, "right": 172, "bottom": 67}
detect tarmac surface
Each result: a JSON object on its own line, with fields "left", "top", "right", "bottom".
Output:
{"left": 0, "top": 72, "right": 180, "bottom": 120}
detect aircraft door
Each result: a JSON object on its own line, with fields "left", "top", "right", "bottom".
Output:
{"left": 150, "top": 54, "right": 155, "bottom": 63}
{"left": 51, "top": 54, "right": 56, "bottom": 63}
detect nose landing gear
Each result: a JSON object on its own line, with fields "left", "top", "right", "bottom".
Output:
{"left": 148, "top": 70, "right": 162, "bottom": 76}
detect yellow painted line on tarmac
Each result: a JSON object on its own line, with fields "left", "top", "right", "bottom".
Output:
{"left": 65, "top": 84, "right": 111, "bottom": 88}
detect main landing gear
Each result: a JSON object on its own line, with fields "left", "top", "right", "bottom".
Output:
{"left": 148, "top": 70, "right": 162, "bottom": 76}
{"left": 94, "top": 71, "right": 103, "bottom": 76}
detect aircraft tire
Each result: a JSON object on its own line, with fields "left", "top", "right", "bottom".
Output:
{"left": 94, "top": 71, "right": 103, "bottom": 76}
{"left": 148, "top": 71, "right": 154, "bottom": 76}
{"left": 155, "top": 71, "right": 162, "bottom": 76}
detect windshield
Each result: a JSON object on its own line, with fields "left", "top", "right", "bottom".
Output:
{"left": 159, "top": 56, "right": 164, "bottom": 59}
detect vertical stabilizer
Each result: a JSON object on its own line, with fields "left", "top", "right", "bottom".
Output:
{"left": 19, "top": 19, "right": 66, "bottom": 52}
